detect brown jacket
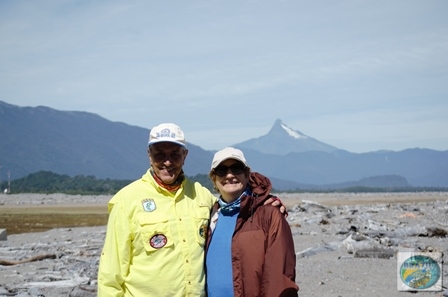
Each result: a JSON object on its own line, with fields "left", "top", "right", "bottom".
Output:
{"left": 206, "top": 172, "right": 299, "bottom": 297}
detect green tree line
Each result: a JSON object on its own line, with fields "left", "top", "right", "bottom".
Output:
{"left": 0, "top": 171, "right": 445, "bottom": 195}
{"left": 0, "top": 171, "right": 216, "bottom": 195}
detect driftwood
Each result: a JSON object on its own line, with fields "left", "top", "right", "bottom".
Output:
{"left": 354, "top": 246, "right": 395, "bottom": 259}
{"left": 21, "top": 275, "right": 90, "bottom": 288}
{"left": 0, "top": 253, "right": 57, "bottom": 266}
{"left": 296, "top": 241, "right": 342, "bottom": 258}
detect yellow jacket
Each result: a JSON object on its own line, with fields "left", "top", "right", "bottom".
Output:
{"left": 98, "top": 170, "right": 216, "bottom": 297}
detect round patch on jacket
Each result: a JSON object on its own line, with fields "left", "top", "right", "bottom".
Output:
{"left": 150, "top": 234, "right": 167, "bottom": 249}
{"left": 199, "top": 224, "right": 207, "bottom": 239}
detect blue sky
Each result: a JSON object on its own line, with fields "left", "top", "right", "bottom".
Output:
{"left": 1, "top": 0, "right": 447, "bottom": 153}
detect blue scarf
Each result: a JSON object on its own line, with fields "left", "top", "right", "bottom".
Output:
{"left": 218, "top": 187, "right": 251, "bottom": 214}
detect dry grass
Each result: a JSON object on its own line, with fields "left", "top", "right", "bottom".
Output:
{"left": 0, "top": 205, "right": 108, "bottom": 235}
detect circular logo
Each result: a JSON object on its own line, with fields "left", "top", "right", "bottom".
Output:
{"left": 199, "top": 224, "right": 207, "bottom": 239}
{"left": 150, "top": 234, "right": 167, "bottom": 249}
{"left": 400, "top": 255, "right": 440, "bottom": 289}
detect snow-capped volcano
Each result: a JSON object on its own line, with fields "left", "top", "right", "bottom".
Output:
{"left": 234, "top": 119, "right": 339, "bottom": 155}
{"left": 280, "top": 122, "right": 308, "bottom": 140}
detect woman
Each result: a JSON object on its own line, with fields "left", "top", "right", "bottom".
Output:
{"left": 205, "top": 147, "right": 298, "bottom": 297}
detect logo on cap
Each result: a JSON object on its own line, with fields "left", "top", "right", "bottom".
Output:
{"left": 157, "top": 128, "right": 176, "bottom": 139}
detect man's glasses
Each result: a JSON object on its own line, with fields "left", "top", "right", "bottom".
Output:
{"left": 214, "top": 164, "right": 246, "bottom": 177}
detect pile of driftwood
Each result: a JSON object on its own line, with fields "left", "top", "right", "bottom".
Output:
{"left": 0, "top": 227, "right": 104, "bottom": 297}
{"left": 292, "top": 199, "right": 447, "bottom": 259}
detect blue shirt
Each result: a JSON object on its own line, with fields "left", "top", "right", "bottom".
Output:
{"left": 206, "top": 208, "right": 239, "bottom": 297}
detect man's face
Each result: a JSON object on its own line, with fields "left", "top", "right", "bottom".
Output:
{"left": 148, "top": 142, "right": 188, "bottom": 185}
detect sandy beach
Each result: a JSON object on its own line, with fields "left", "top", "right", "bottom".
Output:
{"left": 1, "top": 192, "right": 447, "bottom": 297}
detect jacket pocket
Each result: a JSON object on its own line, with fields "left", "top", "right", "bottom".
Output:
{"left": 137, "top": 212, "right": 173, "bottom": 253}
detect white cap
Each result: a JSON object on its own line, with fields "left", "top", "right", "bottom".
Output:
{"left": 211, "top": 147, "right": 247, "bottom": 170}
{"left": 148, "top": 123, "right": 186, "bottom": 148}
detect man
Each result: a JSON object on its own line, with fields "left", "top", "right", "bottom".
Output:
{"left": 97, "top": 123, "right": 284, "bottom": 297}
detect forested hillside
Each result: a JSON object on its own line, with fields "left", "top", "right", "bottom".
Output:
{"left": 1, "top": 171, "right": 444, "bottom": 195}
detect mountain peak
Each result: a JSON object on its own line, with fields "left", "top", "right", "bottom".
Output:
{"left": 235, "top": 119, "right": 339, "bottom": 155}
{"left": 269, "top": 119, "right": 308, "bottom": 140}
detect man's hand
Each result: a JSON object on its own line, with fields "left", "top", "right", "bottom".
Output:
{"left": 264, "top": 197, "right": 288, "bottom": 218}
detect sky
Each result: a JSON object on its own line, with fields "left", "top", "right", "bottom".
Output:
{"left": 1, "top": 0, "right": 447, "bottom": 153}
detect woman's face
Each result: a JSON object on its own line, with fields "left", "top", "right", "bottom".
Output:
{"left": 213, "top": 159, "right": 249, "bottom": 203}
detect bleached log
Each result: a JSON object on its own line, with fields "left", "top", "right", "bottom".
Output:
{"left": 21, "top": 276, "right": 90, "bottom": 288}
{"left": 296, "top": 241, "right": 342, "bottom": 258}
{"left": 0, "top": 229, "right": 6, "bottom": 241}
{"left": 0, "top": 253, "right": 56, "bottom": 266}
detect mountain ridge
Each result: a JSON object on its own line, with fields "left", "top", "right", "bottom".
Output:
{"left": 1, "top": 100, "right": 447, "bottom": 189}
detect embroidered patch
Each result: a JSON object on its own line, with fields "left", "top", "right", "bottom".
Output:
{"left": 142, "top": 199, "right": 156, "bottom": 212}
{"left": 150, "top": 234, "right": 167, "bottom": 249}
{"left": 199, "top": 224, "right": 207, "bottom": 239}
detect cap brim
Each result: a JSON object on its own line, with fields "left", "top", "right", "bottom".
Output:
{"left": 148, "top": 139, "right": 186, "bottom": 148}
{"left": 211, "top": 156, "right": 246, "bottom": 169}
